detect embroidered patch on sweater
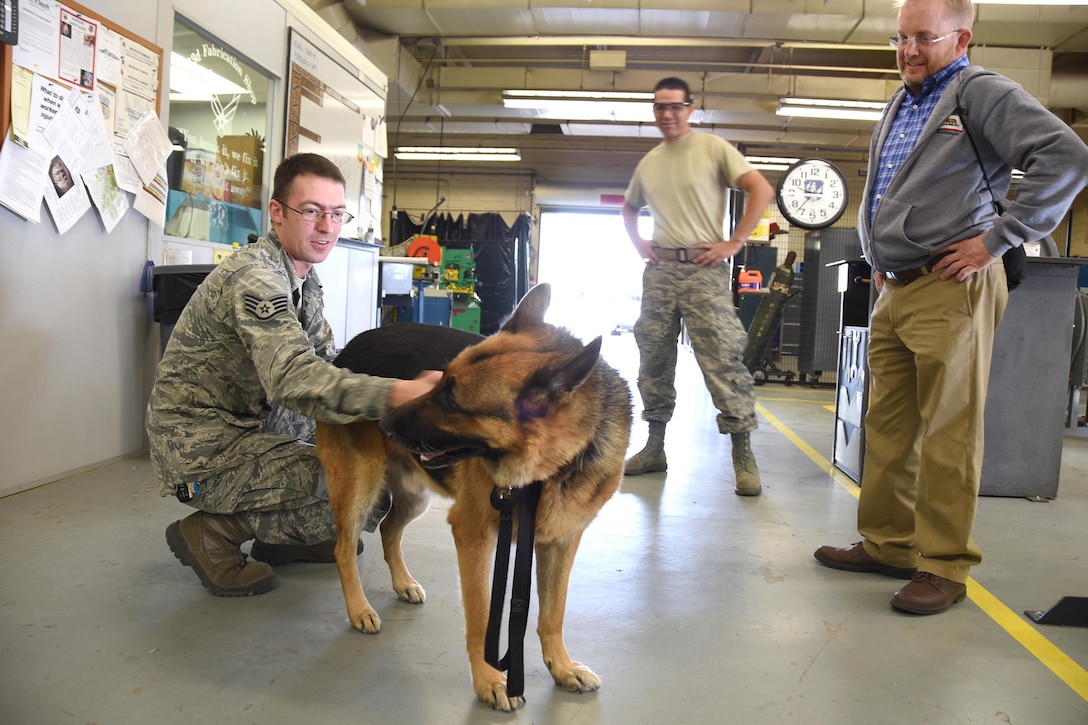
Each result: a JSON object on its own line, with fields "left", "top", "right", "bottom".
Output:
{"left": 938, "top": 114, "right": 964, "bottom": 134}
{"left": 243, "top": 292, "right": 291, "bottom": 321}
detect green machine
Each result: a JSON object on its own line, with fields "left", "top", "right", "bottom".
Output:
{"left": 440, "top": 247, "right": 481, "bottom": 333}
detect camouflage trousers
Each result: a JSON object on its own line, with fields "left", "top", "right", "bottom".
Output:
{"left": 182, "top": 405, "right": 386, "bottom": 545}
{"left": 634, "top": 260, "right": 757, "bottom": 434}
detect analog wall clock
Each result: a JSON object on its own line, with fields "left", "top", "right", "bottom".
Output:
{"left": 775, "top": 158, "right": 848, "bottom": 230}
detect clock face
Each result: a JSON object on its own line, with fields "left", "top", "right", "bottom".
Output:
{"left": 775, "top": 159, "right": 848, "bottom": 230}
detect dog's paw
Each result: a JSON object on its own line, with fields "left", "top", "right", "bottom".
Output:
{"left": 472, "top": 666, "right": 522, "bottom": 712}
{"left": 547, "top": 660, "right": 601, "bottom": 693}
{"left": 393, "top": 579, "right": 426, "bottom": 604}
{"left": 349, "top": 608, "right": 382, "bottom": 634}
{"left": 477, "top": 683, "right": 523, "bottom": 713}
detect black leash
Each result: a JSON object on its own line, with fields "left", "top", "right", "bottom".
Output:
{"left": 485, "top": 481, "right": 543, "bottom": 699}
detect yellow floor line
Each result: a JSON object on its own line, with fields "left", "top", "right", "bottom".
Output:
{"left": 968, "top": 579, "right": 1088, "bottom": 698}
{"left": 755, "top": 402, "right": 1088, "bottom": 703}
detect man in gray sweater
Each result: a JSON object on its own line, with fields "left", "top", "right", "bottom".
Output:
{"left": 814, "top": 0, "right": 1088, "bottom": 614}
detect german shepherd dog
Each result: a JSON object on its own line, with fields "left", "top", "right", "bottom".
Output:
{"left": 315, "top": 283, "right": 632, "bottom": 711}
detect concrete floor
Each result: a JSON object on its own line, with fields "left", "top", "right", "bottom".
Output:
{"left": 2, "top": 334, "right": 1087, "bottom": 724}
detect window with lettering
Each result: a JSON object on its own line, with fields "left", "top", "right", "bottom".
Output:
{"left": 164, "top": 18, "right": 270, "bottom": 246}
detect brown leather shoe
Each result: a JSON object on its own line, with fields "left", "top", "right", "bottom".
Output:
{"left": 813, "top": 541, "right": 917, "bottom": 580}
{"left": 891, "top": 572, "right": 967, "bottom": 615}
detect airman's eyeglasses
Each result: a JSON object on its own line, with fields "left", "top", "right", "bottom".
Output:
{"left": 652, "top": 102, "right": 692, "bottom": 114}
{"left": 888, "top": 30, "right": 961, "bottom": 49}
{"left": 279, "top": 202, "right": 354, "bottom": 225}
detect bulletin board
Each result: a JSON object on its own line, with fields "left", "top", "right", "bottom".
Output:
{"left": 0, "top": 0, "right": 165, "bottom": 232}
{"left": 285, "top": 29, "right": 386, "bottom": 235}
{"left": 1, "top": 0, "right": 163, "bottom": 143}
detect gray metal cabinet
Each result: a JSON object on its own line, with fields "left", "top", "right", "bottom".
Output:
{"left": 981, "top": 259, "right": 1082, "bottom": 497}
{"left": 832, "top": 258, "right": 1083, "bottom": 498}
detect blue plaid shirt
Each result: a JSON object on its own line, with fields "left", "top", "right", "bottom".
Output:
{"left": 868, "top": 56, "right": 970, "bottom": 226}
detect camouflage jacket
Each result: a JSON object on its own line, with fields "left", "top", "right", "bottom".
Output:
{"left": 146, "top": 231, "right": 393, "bottom": 492}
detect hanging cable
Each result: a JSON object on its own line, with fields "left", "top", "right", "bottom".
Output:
{"left": 390, "top": 41, "right": 439, "bottom": 241}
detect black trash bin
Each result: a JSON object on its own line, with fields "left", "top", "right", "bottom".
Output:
{"left": 152, "top": 264, "right": 216, "bottom": 355}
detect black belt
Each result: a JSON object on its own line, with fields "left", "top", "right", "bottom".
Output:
{"left": 884, "top": 253, "right": 949, "bottom": 285}
{"left": 653, "top": 247, "right": 700, "bottom": 262}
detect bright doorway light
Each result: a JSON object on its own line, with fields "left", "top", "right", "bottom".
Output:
{"left": 536, "top": 210, "right": 650, "bottom": 341}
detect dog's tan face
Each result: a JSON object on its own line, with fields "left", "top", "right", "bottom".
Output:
{"left": 379, "top": 285, "right": 603, "bottom": 486}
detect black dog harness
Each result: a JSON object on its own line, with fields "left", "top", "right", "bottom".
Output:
{"left": 485, "top": 481, "right": 543, "bottom": 699}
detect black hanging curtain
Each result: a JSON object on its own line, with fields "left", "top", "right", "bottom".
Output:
{"left": 391, "top": 210, "right": 532, "bottom": 334}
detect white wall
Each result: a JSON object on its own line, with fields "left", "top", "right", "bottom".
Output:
{"left": 0, "top": 0, "right": 384, "bottom": 497}
{"left": 0, "top": 0, "right": 159, "bottom": 496}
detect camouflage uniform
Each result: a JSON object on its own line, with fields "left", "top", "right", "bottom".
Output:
{"left": 146, "top": 231, "right": 394, "bottom": 545}
{"left": 625, "top": 130, "right": 758, "bottom": 435}
{"left": 635, "top": 261, "right": 756, "bottom": 434}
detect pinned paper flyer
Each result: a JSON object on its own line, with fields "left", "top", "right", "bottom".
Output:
{"left": 133, "top": 165, "right": 168, "bottom": 228}
{"left": 83, "top": 164, "right": 130, "bottom": 233}
{"left": 0, "top": 126, "right": 49, "bottom": 222}
{"left": 43, "top": 153, "right": 92, "bottom": 234}
{"left": 122, "top": 110, "right": 173, "bottom": 186}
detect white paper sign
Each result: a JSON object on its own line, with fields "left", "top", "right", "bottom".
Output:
{"left": 122, "top": 110, "right": 173, "bottom": 186}
{"left": 27, "top": 75, "right": 67, "bottom": 154}
{"left": 11, "top": 0, "right": 60, "bottom": 76}
{"left": 96, "top": 27, "right": 124, "bottom": 87}
{"left": 133, "top": 165, "right": 168, "bottom": 228}
{"left": 0, "top": 128, "right": 49, "bottom": 222}
{"left": 43, "top": 88, "right": 105, "bottom": 175}
{"left": 43, "top": 153, "right": 92, "bottom": 234}
{"left": 83, "top": 164, "right": 130, "bottom": 233}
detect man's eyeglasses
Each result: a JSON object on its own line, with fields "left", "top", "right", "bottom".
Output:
{"left": 279, "top": 202, "right": 354, "bottom": 225}
{"left": 888, "top": 30, "right": 961, "bottom": 49}
{"left": 652, "top": 102, "right": 692, "bottom": 114}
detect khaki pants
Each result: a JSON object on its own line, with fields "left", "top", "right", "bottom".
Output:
{"left": 859, "top": 264, "right": 1007, "bottom": 584}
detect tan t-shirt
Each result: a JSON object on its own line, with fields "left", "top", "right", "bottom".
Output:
{"left": 625, "top": 131, "right": 753, "bottom": 248}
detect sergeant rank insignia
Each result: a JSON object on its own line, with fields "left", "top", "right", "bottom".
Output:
{"left": 244, "top": 292, "right": 291, "bottom": 321}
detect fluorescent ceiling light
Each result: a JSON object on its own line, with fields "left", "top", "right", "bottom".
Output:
{"left": 395, "top": 146, "right": 521, "bottom": 162}
{"left": 503, "top": 89, "right": 657, "bottom": 123}
{"left": 746, "top": 155, "right": 800, "bottom": 171}
{"left": 974, "top": 0, "right": 1088, "bottom": 4}
{"left": 777, "top": 98, "right": 885, "bottom": 122}
{"left": 503, "top": 90, "right": 653, "bottom": 101}
{"left": 169, "top": 52, "right": 249, "bottom": 101}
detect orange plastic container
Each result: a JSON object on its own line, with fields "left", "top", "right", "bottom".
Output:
{"left": 738, "top": 269, "right": 763, "bottom": 291}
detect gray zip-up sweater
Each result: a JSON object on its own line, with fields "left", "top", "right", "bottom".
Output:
{"left": 859, "top": 65, "right": 1088, "bottom": 274}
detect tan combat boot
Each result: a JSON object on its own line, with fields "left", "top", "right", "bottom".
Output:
{"left": 624, "top": 421, "right": 667, "bottom": 476}
{"left": 166, "top": 511, "right": 275, "bottom": 596}
{"left": 731, "top": 432, "right": 762, "bottom": 496}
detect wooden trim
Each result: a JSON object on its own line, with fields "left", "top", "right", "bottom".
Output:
{"left": 2, "top": 43, "right": 11, "bottom": 138}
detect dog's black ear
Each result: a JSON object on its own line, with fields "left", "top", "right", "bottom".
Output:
{"left": 516, "top": 336, "right": 601, "bottom": 420}
{"left": 502, "top": 283, "right": 551, "bottom": 334}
